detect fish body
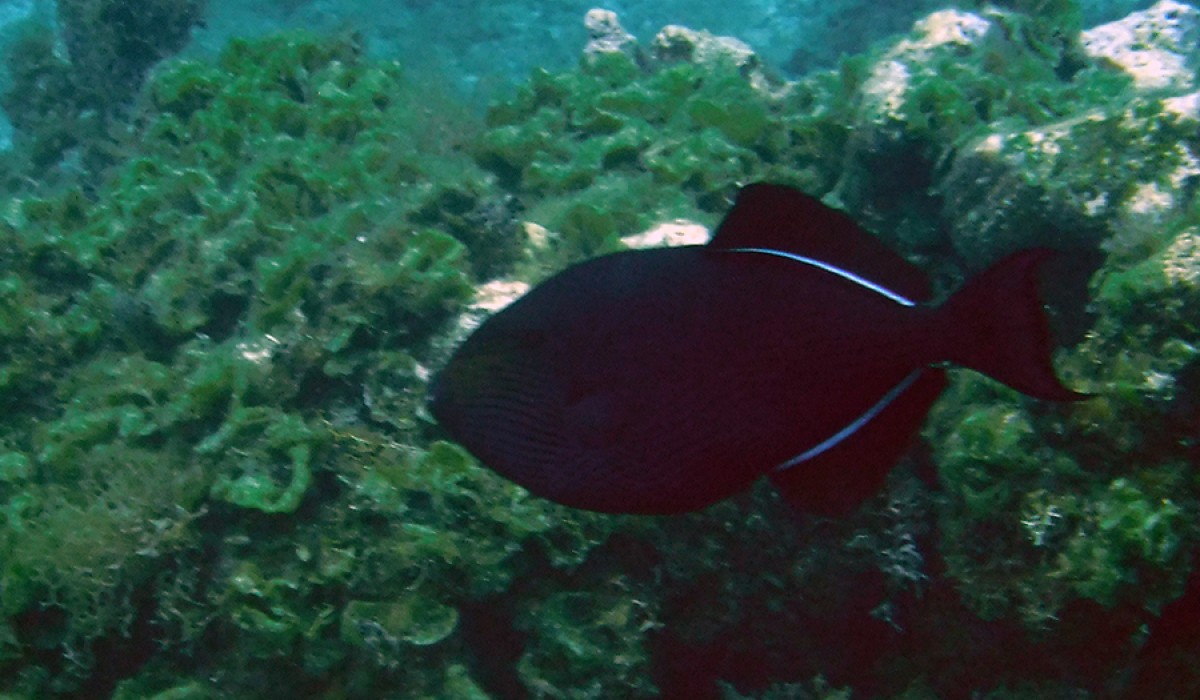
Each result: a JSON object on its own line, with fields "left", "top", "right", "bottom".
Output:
{"left": 430, "top": 184, "right": 1083, "bottom": 515}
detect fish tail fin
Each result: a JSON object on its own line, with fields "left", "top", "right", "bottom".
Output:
{"left": 940, "top": 249, "right": 1088, "bottom": 402}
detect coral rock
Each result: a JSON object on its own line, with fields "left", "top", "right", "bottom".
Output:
{"left": 859, "top": 10, "right": 992, "bottom": 127}
{"left": 651, "top": 23, "right": 782, "bottom": 95}
{"left": 1162, "top": 228, "right": 1200, "bottom": 288}
{"left": 583, "top": 9, "right": 638, "bottom": 65}
{"left": 1082, "top": 0, "right": 1200, "bottom": 91}
{"left": 620, "top": 219, "right": 709, "bottom": 249}
{"left": 469, "top": 279, "right": 529, "bottom": 314}
{"left": 652, "top": 24, "right": 756, "bottom": 69}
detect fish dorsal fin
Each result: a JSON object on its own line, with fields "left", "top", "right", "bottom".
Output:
{"left": 708, "top": 183, "right": 932, "bottom": 303}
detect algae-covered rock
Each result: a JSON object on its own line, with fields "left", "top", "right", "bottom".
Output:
{"left": 929, "top": 203, "right": 1200, "bottom": 631}
{"left": 828, "top": 3, "right": 1127, "bottom": 252}
{"left": 1082, "top": 0, "right": 1199, "bottom": 91}
{"left": 59, "top": 0, "right": 204, "bottom": 107}
{"left": 583, "top": 8, "right": 639, "bottom": 66}
{"left": 0, "top": 0, "right": 205, "bottom": 179}
{"left": 4, "top": 2, "right": 1200, "bottom": 696}
{"left": 855, "top": 9, "right": 995, "bottom": 135}
{"left": 341, "top": 594, "right": 459, "bottom": 653}
{"left": 455, "top": 4, "right": 1200, "bottom": 695}
{"left": 203, "top": 408, "right": 321, "bottom": 514}
{"left": 1, "top": 444, "right": 206, "bottom": 651}
{"left": 469, "top": 17, "right": 863, "bottom": 286}
{"left": 0, "top": 28, "right": 499, "bottom": 695}
{"left": 516, "top": 580, "right": 659, "bottom": 699}
{"left": 941, "top": 88, "right": 1200, "bottom": 266}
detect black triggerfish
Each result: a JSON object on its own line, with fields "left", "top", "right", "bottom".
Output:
{"left": 429, "top": 183, "right": 1085, "bottom": 515}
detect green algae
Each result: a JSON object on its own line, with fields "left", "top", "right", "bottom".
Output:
{"left": 928, "top": 212, "right": 1200, "bottom": 629}
{"left": 515, "top": 583, "right": 657, "bottom": 698}
{"left": 341, "top": 595, "right": 459, "bottom": 650}
{"left": 0, "top": 29, "right": 500, "bottom": 695}
{"left": 0, "top": 3, "right": 1199, "bottom": 697}
{"left": 0, "top": 0, "right": 204, "bottom": 181}
{"left": 476, "top": 50, "right": 845, "bottom": 249}
{"left": 202, "top": 408, "right": 321, "bottom": 514}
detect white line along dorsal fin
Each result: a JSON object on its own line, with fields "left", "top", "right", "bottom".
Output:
{"left": 708, "top": 184, "right": 932, "bottom": 304}
{"left": 774, "top": 369, "right": 922, "bottom": 472}
{"left": 725, "top": 246, "right": 917, "bottom": 307}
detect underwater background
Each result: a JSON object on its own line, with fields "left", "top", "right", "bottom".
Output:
{"left": 1, "top": 0, "right": 1199, "bottom": 697}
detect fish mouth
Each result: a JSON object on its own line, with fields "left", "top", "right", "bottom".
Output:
{"left": 426, "top": 357, "right": 485, "bottom": 429}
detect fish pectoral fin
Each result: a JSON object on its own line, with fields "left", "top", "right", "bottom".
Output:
{"left": 769, "top": 369, "right": 947, "bottom": 517}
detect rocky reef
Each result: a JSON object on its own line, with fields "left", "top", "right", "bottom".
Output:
{"left": 1, "top": 1, "right": 1198, "bottom": 697}
{"left": 1, "top": 0, "right": 206, "bottom": 179}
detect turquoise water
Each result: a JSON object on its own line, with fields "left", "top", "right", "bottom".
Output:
{"left": 0, "top": 1, "right": 1196, "bottom": 698}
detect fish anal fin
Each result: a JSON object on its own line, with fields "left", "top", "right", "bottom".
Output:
{"left": 770, "top": 369, "right": 947, "bottom": 517}
{"left": 709, "top": 183, "right": 932, "bottom": 302}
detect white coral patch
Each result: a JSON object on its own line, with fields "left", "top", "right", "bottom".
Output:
{"left": 522, "top": 221, "right": 552, "bottom": 249}
{"left": 887, "top": 9, "right": 990, "bottom": 64}
{"left": 1085, "top": 194, "right": 1110, "bottom": 217}
{"left": 1163, "top": 91, "right": 1200, "bottom": 121}
{"left": 584, "top": 8, "right": 637, "bottom": 60}
{"left": 471, "top": 280, "right": 530, "bottom": 313}
{"left": 621, "top": 220, "right": 709, "bottom": 248}
{"left": 238, "top": 335, "right": 280, "bottom": 364}
{"left": 653, "top": 24, "right": 756, "bottom": 69}
{"left": 1082, "top": 0, "right": 1199, "bottom": 91}
{"left": 1126, "top": 182, "right": 1175, "bottom": 215}
{"left": 1026, "top": 130, "right": 1063, "bottom": 158}
{"left": 1163, "top": 229, "right": 1200, "bottom": 286}
{"left": 454, "top": 279, "right": 531, "bottom": 335}
{"left": 911, "top": 10, "right": 991, "bottom": 50}
{"left": 977, "top": 133, "right": 1007, "bottom": 155}
{"left": 862, "top": 59, "right": 911, "bottom": 121}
